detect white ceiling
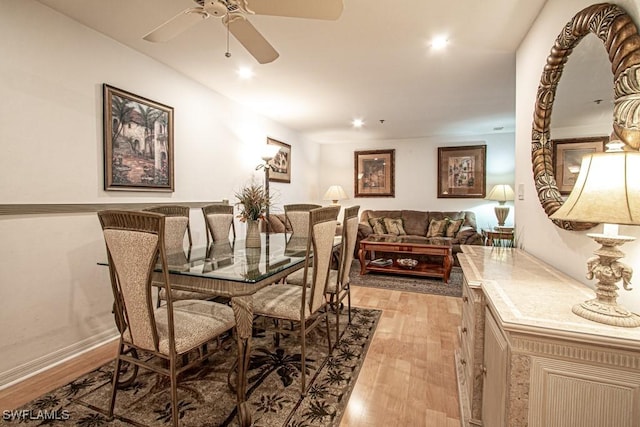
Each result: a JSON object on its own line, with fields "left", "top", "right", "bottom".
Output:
{"left": 37, "top": 0, "right": 548, "bottom": 143}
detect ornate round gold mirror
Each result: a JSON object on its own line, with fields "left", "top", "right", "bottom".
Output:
{"left": 532, "top": 3, "right": 640, "bottom": 230}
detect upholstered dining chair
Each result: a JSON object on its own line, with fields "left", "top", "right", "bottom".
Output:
{"left": 286, "top": 206, "right": 360, "bottom": 342}
{"left": 144, "top": 205, "right": 210, "bottom": 306}
{"left": 251, "top": 205, "right": 339, "bottom": 395}
{"left": 284, "top": 204, "right": 321, "bottom": 237}
{"left": 202, "top": 204, "right": 235, "bottom": 246}
{"left": 98, "top": 210, "right": 235, "bottom": 427}
{"left": 144, "top": 205, "right": 192, "bottom": 249}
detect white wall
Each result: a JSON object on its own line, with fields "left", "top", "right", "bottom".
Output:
{"left": 0, "top": 0, "right": 319, "bottom": 386}
{"left": 515, "top": 0, "right": 640, "bottom": 314}
{"left": 318, "top": 133, "right": 516, "bottom": 229}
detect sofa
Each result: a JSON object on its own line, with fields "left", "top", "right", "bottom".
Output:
{"left": 261, "top": 213, "right": 292, "bottom": 233}
{"left": 357, "top": 209, "right": 484, "bottom": 264}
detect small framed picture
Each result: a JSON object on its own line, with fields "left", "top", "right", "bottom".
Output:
{"left": 354, "top": 149, "right": 395, "bottom": 197}
{"left": 437, "top": 145, "right": 486, "bottom": 198}
{"left": 553, "top": 136, "right": 607, "bottom": 194}
{"left": 267, "top": 138, "right": 291, "bottom": 183}
{"left": 103, "top": 84, "right": 174, "bottom": 192}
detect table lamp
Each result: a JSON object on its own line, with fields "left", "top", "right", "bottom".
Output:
{"left": 486, "top": 184, "right": 514, "bottom": 227}
{"left": 323, "top": 185, "right": 348, "bottom": 205}
{"left": 551, "top": 141, "right": 640, "bottom": 327}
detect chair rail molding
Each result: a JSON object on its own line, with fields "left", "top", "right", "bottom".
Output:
{"left": 0, "top": 201, "right": 229, "bottom": 216}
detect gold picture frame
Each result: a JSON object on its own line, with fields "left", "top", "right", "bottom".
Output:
{"left": 553, "top": 136, "right": 607, "bottom": 194}
{"left": 267, "top": 137, "right": 291, "bottom": 183}
{"left": 103, "top": 84, "right": 174, "bottom": 192}
{"left": 437, "top": 145, "right": 486, "bottom": 198}
{"left": 354, "top": 149, "right": 395, "bottom": 197}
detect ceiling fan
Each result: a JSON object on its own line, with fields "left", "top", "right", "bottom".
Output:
{"left": 143, "top": 0, "right": 344, "bottom": 64}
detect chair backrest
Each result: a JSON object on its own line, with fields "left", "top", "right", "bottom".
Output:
{"left": 338, "top": 205, "right": 360, "bottom": 287}
{"left": 284, "top": 204, "right": 322, "bottom": 237}
{"left": 143, "top": 205, "right": 192, "bottom": 251}
{"left": 202, "top": 204, "right": 235, "bottom": 246}
{"left": 300, "top": 206, "right": 339, "bottom": 315}
{"left": 98, "top": 210, "right": 174, "bottom": 353}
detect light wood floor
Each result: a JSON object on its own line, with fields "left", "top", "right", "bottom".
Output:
{"left": 0, "top": 286, "right": 462, "bottom": 426}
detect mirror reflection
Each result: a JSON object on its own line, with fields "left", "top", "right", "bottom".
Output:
{"left": 552, "top": 34, "right": 613, "bottom": 137}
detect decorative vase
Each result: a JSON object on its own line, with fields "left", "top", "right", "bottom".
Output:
{"left": 245, "top": 219, "right": 261, "bottom": 248}
{"left": 244, "top": 247, "right": 262, "bottom": 279}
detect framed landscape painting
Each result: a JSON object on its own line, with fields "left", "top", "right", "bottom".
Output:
{"left": 267, "top": 138, "right": 291, "bottom": 183}
{"left": 553, "top": 136, "right": 607, "bottom": 194}
{"left": 437, "top": 145, "right": 486, "bottom": 198}
{"left": 103, "top": 84, "right": 174, "bottom": 192}
{"left": 354, "top": 149, "right": 395, "bottom": 197}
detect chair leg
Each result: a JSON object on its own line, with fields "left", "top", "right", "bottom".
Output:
{"left": 324, "top": 310, "right": 333, "bottom": 353}
{"left": 300, "top": 319, "right": 306, "bottom": 396}
{"left": 170, "top": 358, "right": 179, "bottom": 427}
{"left": 274, "top": 319, "right": 281, "bottom": 347}
{"left": 108, "top": 349, "right": 124, "bottom": 418}
{"left": 347, "top": 287, "right": 352, "bottom": 324}
{"left": 335, "top": 296, "right": 341, "bottom": 344}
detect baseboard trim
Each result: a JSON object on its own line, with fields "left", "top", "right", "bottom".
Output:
{"left": 0, "top": 329, "right": 118, "bottom": 390}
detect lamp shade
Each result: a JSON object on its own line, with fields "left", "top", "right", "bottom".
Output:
{"left": 261, "top": 144, "right": 281, "bottom": 161}
{"left": 323, "top": 185, "right": 348, "bottom": 203}
{"left": 551, "top": 151, "right": 640, "bottom": 225}
{"left": 486, "top": 184, "right": 515, "bottom": 204}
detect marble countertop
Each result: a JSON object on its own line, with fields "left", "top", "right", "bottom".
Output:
{"left": 458, "top": 245, "right": 640, "bottom": 349}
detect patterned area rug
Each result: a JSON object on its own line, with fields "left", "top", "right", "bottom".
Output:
{"left": 3, "top": 307, "right": 380, "bottom": 427}
{"left": 350, "top": 261, "right": 463, "bottom": 297}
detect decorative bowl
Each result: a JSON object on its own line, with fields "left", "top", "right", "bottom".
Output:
{"left": 397, "top": 258, "right": 418, "bottom": 269}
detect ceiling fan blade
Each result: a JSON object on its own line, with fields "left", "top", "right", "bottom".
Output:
{"left": 225, "top": 15, "right": 279, "bottom": 64}
{"left": 143, "top": 7, "right": 209, "bottom": 42}
{"left": 246, "top": 0, "right": 344, "bottom": 20}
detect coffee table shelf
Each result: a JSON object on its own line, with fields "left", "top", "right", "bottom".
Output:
{"left": 358, "top": 235, "right": 453, "bottom": 283}
{"left": 365, "top": 261, "right": 448, "bottom": 278}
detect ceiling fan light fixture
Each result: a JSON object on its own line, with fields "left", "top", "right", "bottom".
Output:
{"left": 203, "top": 1, "right": 228, "bottom": 17}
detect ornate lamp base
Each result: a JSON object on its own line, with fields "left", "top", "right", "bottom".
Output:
{"left": 572, "top": 300, "right": 640, "bottom": 327}
{"left": 494, "top": 206, "right": 510, "bottom": 227}
{"left": 573, "top": 233, "right": 640, "bottom": 328}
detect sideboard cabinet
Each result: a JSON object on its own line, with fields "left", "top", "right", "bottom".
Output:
{"left": 455, "top": 245, "right": 640, "bottom": 427}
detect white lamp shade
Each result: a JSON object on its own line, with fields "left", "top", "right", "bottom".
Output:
{"left": 486, "top": 184, "right": 515, "bottom": 203}
{"left": 551, "top": 151, "right": 640, "bottom": 225}
{"left": 323, "top": 185, "right": 348, "bottom": 202}
{"left": 262, "top": 144, "right": 281, "bottom": 161}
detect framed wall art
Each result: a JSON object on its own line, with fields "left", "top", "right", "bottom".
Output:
{"left": 267, "top": 137, "right": 291, "bottom": 183}
{"left": 553, "top": 136, "right": 607, "bottom": 194}
{"left": 354, "top": 149, "right": 395, "bottom": 197}
{"left": 103, "top": 84, "right": 174, "bottom": 192}
{"left": 437, "top": 145, "right": 486, "bottom": 198}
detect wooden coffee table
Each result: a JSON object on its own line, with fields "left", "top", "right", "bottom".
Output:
{"left": 358, "top": 235, "right": 454, "bottom": 283}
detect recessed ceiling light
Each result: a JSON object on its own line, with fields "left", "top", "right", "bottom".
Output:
{"left": 237, "top": 66, "right": 254, "bottom": 79}
{"left": 430, "top": 35, "right": 448, "bottom": 50}
{"left": 352, "top": 118, "right": 364, "bottom": 128}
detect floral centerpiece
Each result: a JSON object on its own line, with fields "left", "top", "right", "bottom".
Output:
{"left": 235, "top": 181, "right": 271, "bottom": 247}
{"left": 234, "top": 182, "right": 271, "bottom": 222}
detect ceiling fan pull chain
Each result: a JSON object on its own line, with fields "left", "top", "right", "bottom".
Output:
{"left": 225, "top": 13, "right": 231, "bottom": 58}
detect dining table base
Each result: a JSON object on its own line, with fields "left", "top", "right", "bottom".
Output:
{"left": 231, "top": 295, "right": 254, "bottom": 427}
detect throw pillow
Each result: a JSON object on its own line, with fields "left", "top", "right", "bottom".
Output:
{"left": 445, "top": 218, "right": 464, "bottom": 237}
{"left": 383, "top": 217, "right": 407, "bottom": 236}
{"left": 426, "top": 218, "right": 449, "bottom": 238}
{"left": 368, "top": 217, "right": 388, "bottom": 234}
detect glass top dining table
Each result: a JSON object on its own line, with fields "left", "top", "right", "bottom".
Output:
{"left": 163, "top": 233, "right": 323, "bottom": 285}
